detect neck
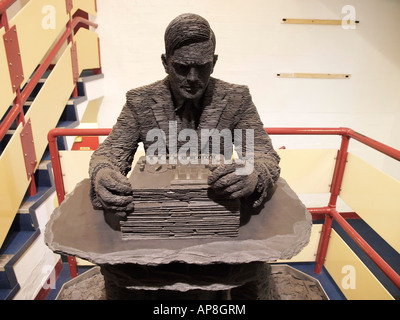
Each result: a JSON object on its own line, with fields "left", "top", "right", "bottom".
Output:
{"left": 170, "top": 87, "right": 202, "bottom": 109}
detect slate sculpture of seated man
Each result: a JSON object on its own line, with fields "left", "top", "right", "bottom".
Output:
{"left": 89, "top": 13, "right": 281, "bottom": 219}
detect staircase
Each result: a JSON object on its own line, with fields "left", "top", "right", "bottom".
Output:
{"left": 0, "top": 0, "right": 102, "bottom": 299}
{"left": 0, "top": 73, "right": 104, "bottom": 300}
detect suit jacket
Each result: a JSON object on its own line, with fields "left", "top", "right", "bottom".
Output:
{"left": 89, "top": 76, "right": 281, "bottom": 207}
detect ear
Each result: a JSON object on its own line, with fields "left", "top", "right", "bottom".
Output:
{"left": 161, "top": 54, "right": 169, "bottom": 74}
{"left": 211, "top": 54, "right": 218, "bottom": 73}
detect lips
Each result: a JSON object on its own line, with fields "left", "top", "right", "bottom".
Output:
{"left": 182, "top": 86, "right": 200, "bottom": 93}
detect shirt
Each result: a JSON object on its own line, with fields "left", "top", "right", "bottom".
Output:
{"left": 174, "top": 100, "right": 203, "bottom": 130}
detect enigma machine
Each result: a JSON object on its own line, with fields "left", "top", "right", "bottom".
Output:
{"left": 120, "top": 156, "right": 241, "bottom": 240}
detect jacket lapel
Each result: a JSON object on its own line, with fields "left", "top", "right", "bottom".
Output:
{"left": 197, "top": 78, "right": 228, "bottom": 131}
{"left": 148, "top": 78, "right": 175, "bottom": 151}
{"left": 148, "top": 77, "right": 228, "bottom": 154}
{"left": 197, "top": 78, "right": 228, "bottom": 153}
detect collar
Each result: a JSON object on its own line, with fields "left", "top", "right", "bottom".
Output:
{"left": 158, "top": 76, "right": 217, "bottom": 112}
{"left": 174, "top": 99, "right": 202, "bottom": 113}
{"left": 164, "top": 78, "right": 207, "bottom": 112}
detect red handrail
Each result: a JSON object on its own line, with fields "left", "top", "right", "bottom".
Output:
{"left": 330, "top": 207, "right": 400, "bottom": 289}
{"left": 0, "top": 0, "right": 17, "bottom": 14}
{"left": 266, "top": 127, "right": 400, "bottom": 290}
{"left": 308, "top": 206, "right": 400, "bottom": 289}
{"left": 265, "top": 127, "right": 400, "bottom": 161}
{"left": 48, "top": 128, "right": 111, "bottom": 204}
{"left": 346, "top": 129, "right": 400, "bottom": 161}
{"left": 0, "top": 17, "right": 98, "bottom": 141}
{"left": 47, "top": 126, "right": 400, "bottom": 291}
{"left": 48, "top": 128, "right": 110, "bottom": 279}
{"left": 1, "top": 1, "right": 99, "bottom": 280}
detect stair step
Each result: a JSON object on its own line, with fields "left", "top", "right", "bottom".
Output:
{"left": 0, "top": 254, "right": 16, "bottom": 290}
{"left": 0, "top": 147, "right": 55, "bottom": 299}
{"left": 17, "top": 201, "right": 35, "bottom": 214}
{"left": 38, "top": 159, "right": 52, "bottom": 171}
{"left": 0, "top": 255, "right": 13, "bottom": 272}
{"left": 0, "top": 228, "right": 39, "bottom": 256}
{"left": 0, "top": 71, "right": 103, "bottom": 300}
{"left": 0, "top": 285, "right": 20, "bottom": 300}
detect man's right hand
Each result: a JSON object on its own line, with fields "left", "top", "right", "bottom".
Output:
{"left": 94, "top": 167, "right": 134, "bottom": 216}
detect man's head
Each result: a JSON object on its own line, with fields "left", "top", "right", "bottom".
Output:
{"left": 162, "top": 13, "right": 218, "bottom": 103}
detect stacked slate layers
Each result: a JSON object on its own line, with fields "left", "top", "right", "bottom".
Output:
{"left": 120, "top": 157, "right": 240, "bottom": 239}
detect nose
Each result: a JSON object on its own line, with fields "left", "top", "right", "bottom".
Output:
{"left": 186, "top": 67, "right": 199, "bottom": 83}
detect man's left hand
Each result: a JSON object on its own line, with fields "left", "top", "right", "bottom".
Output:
{"left": 207, "top": 163, "right": 258, "bottom": 199}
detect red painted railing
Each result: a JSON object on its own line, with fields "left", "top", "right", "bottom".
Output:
{"left": 0, "top": 17, "right": 98, "bottom": 142}
{"left": 1, "top": 0, "right": 98, "bottom": 277}
{"left": 48, "top": 128, "right": 111, "bottom": 205}
{"left": 0, "top": 0, "right": 98, "bottom": 198}
{"left": 47, "top": 127, "right": 400, "bottom": 291}
{"left": 266, "top": 127, "right": 400, "bottom": 291}
{"left": 48, "top": 128, "right": 110, "bottom": 278}
{"left": 0, "top": 0, "right": 17, "bottom": 14}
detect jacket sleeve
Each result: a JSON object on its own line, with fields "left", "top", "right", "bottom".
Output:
{"left": 233, "top": 86, "right": 281, "bottom": 207}
{"left": 88, "top": 96, "right": 141, "bottom": 207}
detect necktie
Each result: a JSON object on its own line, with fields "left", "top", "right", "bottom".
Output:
{"left": 180, "top": 101, "right": 199, "bottom": 130}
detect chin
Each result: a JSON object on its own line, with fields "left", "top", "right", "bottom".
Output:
{"left": 180, "top": 89, "right": 205, "bottom": 101}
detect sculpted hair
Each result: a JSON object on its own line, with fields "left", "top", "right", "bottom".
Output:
{"left": 164, "top": 13, "right": 216, "bottom": 57}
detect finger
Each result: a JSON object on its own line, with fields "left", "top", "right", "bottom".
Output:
{"left": 214, "top": 179, "right": 244, "bottom": 196}
{"left": 208, "top": 164, "right": 236, "bottom": 184}
{"left": 207, "top": 164, "right": 219, "bottom": 171}
{"left": 125, "top": 202, "right": 135, "bottom": 212}
{"left": 229, "top": 188, "right": 249, "bottom": 199}
{"left": 100, "top": 199, "right": 134, "bottom": 212}
{"left": 221, "top": 185, "right": 252, "bottom": 200}
{"left": 105, "top": 182, "right": 133, "bottom": 196}
{"left": 101, "top": 202, "right": 132, "bottom": 213}
{"left": 211, "top": 172, "right": 243, "bottom": 189}
{"left": 101, "top": 180, "right": 132, "bottom": 197}
{"left": 101, "top": 194, "right": 134, "bottom": 209}
{"left": 102, "top": 173, "right": 133, "bottom": 195}
{"left": 97, "top": 185, "right": 134, "bottom": 208}
{"left": 109, "top": 170, "right": 132, "bottom": 186}
{"left": 107, "top": 201, "right": 134, "bottom": 214}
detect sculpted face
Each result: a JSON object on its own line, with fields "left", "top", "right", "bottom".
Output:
{"left": 162, "top": 41, "right": 218, "bottom": 103}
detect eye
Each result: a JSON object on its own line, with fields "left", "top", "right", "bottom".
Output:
{"left": 201, "top": 62, "right": 213, "bottom": 71}
{"left": 173, "top": 63, "right": 190, "bottom": 76}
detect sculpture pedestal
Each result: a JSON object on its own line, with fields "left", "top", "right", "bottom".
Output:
{"left": 45, "top": 177, "right": 312, "bottom": 300}
{"left": 99, "top": 262, "right": 271, "bottom": 300}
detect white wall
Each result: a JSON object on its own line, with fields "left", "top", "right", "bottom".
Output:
{"left": 95, "top": 0, "right": 400, "bottom": 180}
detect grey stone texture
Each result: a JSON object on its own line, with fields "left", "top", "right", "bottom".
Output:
{"left": 45, "top": 177, "right": 311, "bottom": 267}
{"left": 88, "top": 13, "right": 281, "bottom": 216}
{"left": 56, "top": 265, "right": 328, "bottom": 300}
{"left": 45, "top": 13, "right": 313, "bottom": 300}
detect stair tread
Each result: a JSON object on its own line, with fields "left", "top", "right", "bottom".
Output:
{"left": 0, "top": 254, "right": 13, "bottom": 271}
{"left": 0, "top": 288, "right": 12, "bottom": 300}
{"left": 0, "top": 229, "right": 38, "bottom": 256}
{"left": 0, "top": 285, "right": 19, "bottom": 300}
{"left": 17, "top": 200, "right": 34, "bottom": 214}
{"left": 0, "top": 71, "right": 103, "bottom": 300}
{"left": 38, "top": 160, "right": 51, "bottom": 170}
